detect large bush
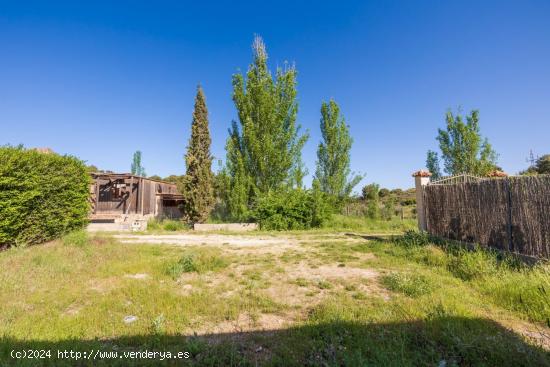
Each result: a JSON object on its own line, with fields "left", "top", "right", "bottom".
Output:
{"left": 0, "top": 146, "right": 90, "bottom": 247}
{"left": 252, "top": 186, "right": 332, "bottom": 230}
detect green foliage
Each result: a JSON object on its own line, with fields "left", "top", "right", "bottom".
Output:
{"left": 165, "top": 249, "right": 229, "bottom": 279}
{"left": 425, "top": 150, "right": 441, "bottom": 179}
{"left": 162, "top": 220, "right": 187, "bottom": 231}
{"left": 323, "top": 215, "right": 416, "bottom": 232}
{"left": 447, "top": 247, "right": 499, "bottom": 281}
{"left": 431, "top": 109, "right": 498, "bottom": 176}
{"left": 130, "top": 150, "right": 146, "bottom": 176}
{"left": 181, "top": 86, "right": 215, "bottom": 223}
{"left": 521, "top": 154, "right": 550, "bottom": 175}
{"left": 146, "top": 219, "right": 188, "bottom": 232}
{"left": 225, "top": 36, "right": 308, "bottom": 219}
{"left": 397, "top": 230, "right": 431, "bottom": 248}
{"left": 252, "top": 186, "right": 332, "bottom": 230}
{"left": 0, "top": 146, "right": 90, "bottom": 247}
{"left": 382, "top": 272, "right": 435, "bottom": 297}
{"left": 361, "top": 183, "right": 380, "bottom": 219}
{"left": 161, "top": 175, "right": 186, "bottom": 184}
{"left": 481, "top": 267, "right": 550, "bottom": 324}
{"left": 361, "top": 183, "right": 379, "bottom": 201}
{"left": 381, "top": 197, "right": 396, "bottom": 220}
{"left": 315, "top": 99, "right": 362, "bottom": 202}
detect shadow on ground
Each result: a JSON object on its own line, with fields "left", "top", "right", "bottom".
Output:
{"left": 1, "top": 317, "right": 549, "bottom": 366}
{"left": 344, "top": 233, "right": 395, "bottom": 242}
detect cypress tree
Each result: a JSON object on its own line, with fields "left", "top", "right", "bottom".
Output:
{"left": 182, "top": 86, "right": 214, "bottom": 222}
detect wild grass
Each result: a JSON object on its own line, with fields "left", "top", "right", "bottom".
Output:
{"left": 146, "top": 219, "right": 189, "bottom": 232}
{"left": 165, "top": 247, "right": 229, "bottom": 279}
{"left": 389, "top": 231, "right": 550, "bottom": 325}
{"left": 0, "top": 229, "right": 548, "bottom": 366}
{"left": 381, "top": 272, "right": 435, "bottom": 297}
{"left": 322, "top": 214, "right": 416, "bottom": 233}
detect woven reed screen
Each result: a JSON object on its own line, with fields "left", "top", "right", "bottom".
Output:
{"left": 423, "top": 175, "right": 550, "bottom": 258}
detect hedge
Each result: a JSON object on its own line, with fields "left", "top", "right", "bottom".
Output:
{"left": 0, "top": 146, "right": 90, "bottom": 247}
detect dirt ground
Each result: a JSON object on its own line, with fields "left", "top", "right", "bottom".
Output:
{"left": 114, "top": 232, "right": 389, "bottom": 335}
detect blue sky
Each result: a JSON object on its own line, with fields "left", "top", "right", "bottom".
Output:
{"left": 1, "top": 1, "right": 549, "bottom": 189}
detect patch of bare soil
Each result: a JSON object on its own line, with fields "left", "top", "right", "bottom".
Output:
{"left": 114, "top": 234, "right": 301, "bottom": 254}
{"left": 499, "top": 319, "right": 550, "bottom": 351}
{"left": 194, "top": 313, "right": 292, "bottom": 336}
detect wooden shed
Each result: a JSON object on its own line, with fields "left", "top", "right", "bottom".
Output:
{"left": 89, "top": 173, "right": 184, "bottom": 222}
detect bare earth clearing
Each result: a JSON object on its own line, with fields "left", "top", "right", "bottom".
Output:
{"left": 114, "top": 233, "right": 386, "bottom": 335}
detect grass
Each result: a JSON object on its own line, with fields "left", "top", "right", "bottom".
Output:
{"left": 0, "top": 229, "right": 548, "bottom": 366}
{"left": 145, "top": 215, "right": 416, "bottom": 235}
{"left": 165, "top": 248, "right": 230, "bottom": 278}
{"left": 147, "top": 219, "right": 190, "bottom": 232}
{"left": 381, "top": 272, "right": 435, "bottom": 298}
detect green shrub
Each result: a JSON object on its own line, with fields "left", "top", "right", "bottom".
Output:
{"left": 252, "top": 187, "right": 332, "bottom": 230}
{"left": 0, "top": 146, "right": 90, "bottom": 247}
{"left": 382, "top": 272, "right": 435, "bottom": 297}
{"left": 166, "top": 249, "right": 229, "bottom": 279}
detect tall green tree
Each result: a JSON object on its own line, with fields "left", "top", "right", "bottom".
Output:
{"left": 429, "top": 109, "right": 498, "bottom": 176}
{"left": 426, "top": 150, "right": 442, "bottom": 179}
{"left": 315, "top": 99, "right": 362, "bottom": 201}
{"left": 131, "top": 151, "right": 146, "bottom": 176}
{"left": 225, "top": 35, "right": 308, "bottom": 219}
{"left": 181, "top": 86, "right": 215, "bottom": 223}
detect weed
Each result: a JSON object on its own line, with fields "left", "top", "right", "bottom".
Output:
{"left": 396, "top": 230, "right": 431, "bottom": 248}
{"left": 293, "top": 278, "right": 309, "bottom": 287}
{"left": 151, "top": 314, "right": 166, "bottom": 334}
{"left": 317, "top": 280, "right": 333, "bottom": 290}
{"left": 163, "top": 220, "right": 187, "bottom": 231}
{"left": 166, "top": 249, "right": 229, "bottom": 279}
{"left": 381, "top": 272, "right": 435, "bottom": 297}
{"left": 447, "top": 247, "right": 498, "bottom": 281}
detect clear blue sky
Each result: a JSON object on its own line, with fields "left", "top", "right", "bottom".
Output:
{"left": 1, "top": 1, "right": 549, "bottom": 189}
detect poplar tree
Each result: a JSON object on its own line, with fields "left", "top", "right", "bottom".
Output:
{"left": 429, "top": 109, "right": 498, "bottom": 176}
{"left": 225, "top": 35, "right": 308, "bottom": 219}
{"left": 182, "top": 86, "right": 214, "bottom": 223}
{"left": 315, "top": 99, "right": 361, "bottom": 201}
{"left": 426, "top": 150, "right": 442, "bottom": 179}
{"left": 131, "top": 151, "right": 145, "bottom": 176}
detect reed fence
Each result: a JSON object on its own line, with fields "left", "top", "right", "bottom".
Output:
{"left": 423, "top": 175, "right": 550, "bottom": 258}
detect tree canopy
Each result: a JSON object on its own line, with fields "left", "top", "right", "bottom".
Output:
{"left": 428, "top": 109, "right": 498, "bottom": 176}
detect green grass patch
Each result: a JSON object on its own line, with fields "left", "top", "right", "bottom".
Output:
{"left": 381, "top": 272, "right": 435, "bottom": 297}
{"left": 165, "top": 248, "right": 229, "bottom": 279}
